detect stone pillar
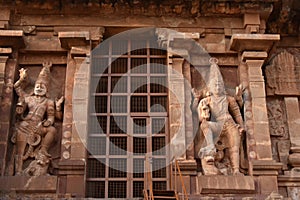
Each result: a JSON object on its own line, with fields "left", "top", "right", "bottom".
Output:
{"left": 0, "top": 30, "right": 24, "bottom": 176}
{"left": 168, "top": 57, "right": 186, "bottom": 160}
{"left": 242, "top": 52, "right": 272, "bottom": 161}
{"left": 58, "top": 31, "right": 95, "bottom": 197}
{"left": 156, "top": 28, "right": 199, "bottom": 195}
{"left": 230, "top": 34, "right": 282, "bottom": 195}
{"left": 182, "top": 60, "right": 194, "bottom": 160}
{"left": 286, "top": 97, "right": 300, "bottom": 169}
{"left": 0, "top": 55, "right": 12, "bottom": 176}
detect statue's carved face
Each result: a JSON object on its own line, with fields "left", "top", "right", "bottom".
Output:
{"left": 34, "top": 83, "right": 47, "bottom": 96}
{"left": 210, "top": 80, "right": 225, "bottom": 96}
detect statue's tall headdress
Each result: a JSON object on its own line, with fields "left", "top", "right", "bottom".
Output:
{"left": 208, "top": 57, "right": 224, "bottom": 90}
{"left": 36, "top": 62, "right": 52, "bottom": 89}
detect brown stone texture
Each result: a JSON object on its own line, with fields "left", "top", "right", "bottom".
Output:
{"left": 0, "top": 0, "right": 298, "bottom": 199}
{"left": 198, "top": 175, "right": 255, "bottom": 194}
{"left": 257, "top": 176, "right": 278, "bottom": 194}
{"left": 0, "top": 176, "right": 57, "bottom": 192}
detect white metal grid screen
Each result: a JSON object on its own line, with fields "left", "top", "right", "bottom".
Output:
{"left": 86, "top": 39, "right": 169, "bottom": 199}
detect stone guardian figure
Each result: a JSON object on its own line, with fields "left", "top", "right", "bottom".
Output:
{"left": 194, "top": 58, "right": 245, "bottom": 175}
{"left": 12, "top": 62, "right": 63, "bottom": 176}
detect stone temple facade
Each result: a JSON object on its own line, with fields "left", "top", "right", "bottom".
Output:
{"left": 0, "top": 0, "right": 299, "bottom": 199}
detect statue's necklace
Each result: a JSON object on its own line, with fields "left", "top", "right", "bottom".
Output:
{"left": 34, "top": 96, "right": 46, "bottom": 103}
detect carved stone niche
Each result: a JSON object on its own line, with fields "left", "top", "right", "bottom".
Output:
{"left": 266, "top": 98, "right": 289, "bottom": 138}
{"left": 266, "top": 97, "right": 290, "bottom": 171}
{"left": 265, "top": 50, "right": 300, "bottom": 96}
{"left": 5, "top": 60, "right": 66, "bottom": 176}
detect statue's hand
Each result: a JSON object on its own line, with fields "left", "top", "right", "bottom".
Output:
{"left": 55, "top": 96, "right": 64, "bottom": 111}
{"left": 238, "top": 125, "right": 246, "bottom": 135}
{"left": 235, "top": 84, "right": 244, "bottom": 99}
{"left": 43, "top": 120, "right": 52, "bottom": 127}
{"left": 42, "top": 61, "right": 52, "bottom": 68}
{"left": 19, "top": 68, "right": 28, "bottom": 81}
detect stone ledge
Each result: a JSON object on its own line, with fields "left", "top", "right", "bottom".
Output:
{"left": 0, "top": 176, "right": 57, "bottom": 193}
{"left": 229, "top": 34, "right": 280, "bottom": 52}
{"left": 58, "top": 31, "right": 90, "bottom": 49}
{"left": 0, "top": 30, "right": 25, "bottom": 48}
{"left": 173, "top": 159, "right": 197, "bottom": 175}
{"left": 278, "top": 175, "right": 300, "bottom": 187}
{"left": 252, "top": 160, "right": 283, "bottom": 176}
{"left": 242, "top": 51, "right": 268, "bottom": 62}
{"left": 58, "top": 159, "right": 85, "bottom": 175}
{"left": 198, "top": 175, "right": 255, "bottom": 194}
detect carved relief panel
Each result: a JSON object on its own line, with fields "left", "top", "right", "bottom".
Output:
{"left": 265, "top": 49, "right": 300, "bottom": 96}
{"left": 266, "top": 97, "right": 290, "bottom": 171}
{"left": 6, "top": 56, "right": 66, "bottom": 176}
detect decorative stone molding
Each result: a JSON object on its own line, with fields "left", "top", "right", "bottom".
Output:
{"left": 155, "top": 28, "right": 199, "bottom": 58}
{"left": 2, "top": 0, "right": 276, "bottom": 19}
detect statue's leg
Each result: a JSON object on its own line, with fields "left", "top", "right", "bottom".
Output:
{"left": 40, "top": 126, "right": 56, "bottom": 156}
{"left": 227, "top": 125, "right": 242, "bottom": 175}
{"left": 200, "top": 121, "right": 215, "bottom": 152}
{"left": 15, "top": 131, "right": 27, "bottom": 175}
{"left": 200, "top": 121, "right": 222, "bottom": 175}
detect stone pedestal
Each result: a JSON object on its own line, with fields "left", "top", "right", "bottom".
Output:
{"left": 173, "top": 159, "right": 197, "bottom": 195}
{"left": 198, "top": 175, "right": 255, "bottom": 194}
{"left": 0, "top": 176, "right": 57, "bottom": 198}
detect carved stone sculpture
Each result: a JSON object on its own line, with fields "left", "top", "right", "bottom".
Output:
{"left": 12, "top": 62, "right": 63, "bottom": 176}
{"left": 22, "top": 151, "right": 51, "bottom": 176}
{"left": 265, "top": 50, "right": 299, "bottom": 96}
{"left": 192, "top": 58, "right": 245, "bottom": 175}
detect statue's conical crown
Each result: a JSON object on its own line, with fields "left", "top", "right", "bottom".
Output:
{"left": 36, "top": 62, "right": 51, "bottom": 88}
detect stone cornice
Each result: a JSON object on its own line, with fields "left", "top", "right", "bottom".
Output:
{"left": 229, "top": 34, "right": 280, "bottom": 52}
{"left": 0, "top": 30, "right": 25, "bottom": 48}
{"left": 1, "top": 0, "right": 276, "bottom": 18}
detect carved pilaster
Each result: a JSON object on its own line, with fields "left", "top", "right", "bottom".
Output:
{"left": 285, "top": 97, "right": 300, "bottom": 169}
{"left": 156, "top": 28, "right": 199, "bottom": 162}
{"left": 58, "top": 31, "right": 97, "bottom": 197}
{"left": 168, "top": 57, "right": 186, "bottom": 160}
{"left": 230, "top": 33, "right": 281, "bottom": 194}
{"left": 182, "top": 60, "right": 194, "bottom": 160}
{"left": 0, "top": 30, "right": 24, "bottom": 176}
